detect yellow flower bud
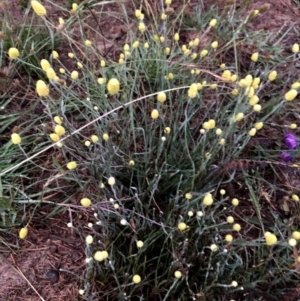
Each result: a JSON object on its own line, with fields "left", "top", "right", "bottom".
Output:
{"left": 235, "top": 113, "right": 244, "bottom": 121}
{"left": 211, "top": 41, "right": 218, "bottom": 49}
{"left": 94, "top": 251, "right": 104, "bottom": 261}
{"left": 255, "top": 122, "right": 263, "bottom": 130}
{"left": 31, "top": 0, "right": 47, "bottom": 17}
{"left": 85, "top": 40, "right": 92, "bottom": 47}
{"left": 210, "top": 244, "right": 218, "bottom": 252}
{"left": 268, "top": 70, "right": 277, "bottom": 81}
{"left": 251, "top": 52, "right": 259, "bottom": 62}
{"left": 85, "top": 235, "right": 93, "bottom": 244}
{"left": 289, "top": 238, "right": 297, "bottom": 246}
{"left": 174, "top": 270, "right": 182, "bottom": 278}
{"left": 67, "top": 161, "right": 77, "bottom": 170}
{"left": 71, "top": 71, "right": 79, "bottom": 79}
{"left": 225, "top": 234, "right": 233, "bottom": 242}
{"left": 292, "top": 194, "right": 299, "bottom": 202}
{"left": 81, "top": 197, "right": 91, "bottom": 207}
{"left": 132, "top": 41, "right": 139, "bottom": 49}
{"left": 209, "top": 19, "right": 217, "bottom": 27}
{"left": 102, "top": 133, "right": 109, "bottom": 141}
{"left": 253, "top": 104, "right": 262, "bottom": 112}
{"left": 164, "top": 127, "right": 171, "bottom": 134}
{"left": 68, "top": 52, "right": 75, "bottom": 58}
{"left": 264, "top": 232, "right": 277, "bottom": 246}
{"left": 174, "top": 33, "right": 179, "bottom": 41}
{"left": 227, "top": 216, "right": 234, "bottom": 223}
{"left": 151, "top": 109, "right": 159, "bottom": 119}
{"left": 132, "top": 275, "right": 141, "bottom": 284}
{"left": 19, "top": 227, "right": 28, "bottom": 239}
{"left": 200, "top": 49, "right": 208, "bottom": 57}
{"left": 178, "top": 222, "right": 187, "bottom": 231}
{"left": 222, "top": 70, "right": 231, "bottom": 81}
{"left": 54, "top": 116, "right": 63, "bottom": 125}
{"left": 136, "top": 240, "right": 144, "bottom": 248}
{"left": 165, "top": 47, "right": 170, "bottom": 55}
{"left": 46, "top": 68, "right": 57, "bottom": 80}
{"left": 8, "top": 47, "right": 19, "bottom": 59}
{"left": 138, "top": 22, "right": 146, "bottom": 33}
{"left": 203, "top": 193, "right": 213, "bottom": 206}
{"left": 292, "top": 231, "right": 300, "bottom": 240}
{"left": 292, "top": 43, "right": 299, "bottom": 54}
{"left": 157, "top": 92, "right": 167, "bottom": 103}
{"left": 248, "top": 128, "right": 257, "bottom": 136}
{"left": 232, "top": 198, "right": 239, "bottom": 206}
{"left": 11, "top": 133, "right": 21, "bottom": 145}
{"left": 50, "top": 133, "right": 60, "bottom": 142}
{"left": 233, "top": 223, "right": 241, "bottom": 232}
{"left": 108, "top": 176, "right": 116, "bottom": 186}
{"left": 249, "top": 95, "right": 259, "bottom": 106}
{"left": 52, "top": 50, "right": 59, "bottom": 59}
{"left": 129, "top": 160, "right": 135, "bottom": 166}
{"left": 91, "top": 135, "right": 99, "bottom": 143}
{"left": 36, "top": 80, "right": 49, "bottom": 97}
{"left": 107, "top": 78, "right": 120, "bottom": 95}
{"left": 185, "top": 193, "right": 192, "bottom": 200}
{"left": 165, "top": 0, "right": 172, "bottom": 4}
{"left": 285, "top": 89, "right": 298, "bottom": 101}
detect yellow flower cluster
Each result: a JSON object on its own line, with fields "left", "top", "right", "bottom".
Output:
{"left": 264, "top": 232, "right": 277, "bottom": 246}
{"left": 31, "top": 0, "right": 47, "bottom": 17}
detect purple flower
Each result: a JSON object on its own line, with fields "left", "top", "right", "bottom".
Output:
{"left": 280, "top": 151, "right": 293, "bottom": 162}
{"left": 285, "top": 133, "right": 297, "bottom": 149}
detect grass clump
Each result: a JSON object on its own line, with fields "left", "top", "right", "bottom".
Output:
{"left": 1, "top": 0, "right": 300, "bottom": 300}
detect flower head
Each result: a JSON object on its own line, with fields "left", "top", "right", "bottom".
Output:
{"left": 31, "top": 0, "right": 47, "bottom": 17}
{"left": 81, "top": 197, "right": 91, "bottom": 207}
{"left": 132, "top": 275, "right": 141, "bottom": 284}
{"left": 280, "top": 152, "right": 293, "bottom": 162}
{"left": 8, "top": 47, "right": 19, "bottom": 59}
{"left": 107, "top": 78, "right": 120, "bottom": 95}
{"left": 264, "top": 232, "right": 277, "bottom": 246}
{"left": 285, "top": 133, "right": 297, "bottom": 149}
{"left": 174, "top": 270, "right": 182, "bottom": 278}
{"left": 11, "top": 133, "right": 21, "bottom": 144}
{"left": 36, "top": 80, "right": 49, "bottom": 97}
{"left": 285, "top": 89, "right": 298, "bottom": 101}
{"left": 67, "top": 161, "right": 77, "bottom": 170}
{"left": 19, "top": 227, "right": 28, "bottom": 239}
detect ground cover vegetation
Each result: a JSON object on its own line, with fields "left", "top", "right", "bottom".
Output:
{"left": 1, "top": 0, "right": 300, "bottom": 300}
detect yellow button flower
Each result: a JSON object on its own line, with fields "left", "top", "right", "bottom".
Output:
{"left": 71, "top": 71, "right": 79, "bottom": 79}
{"left": 157, "top": 92, "right": 167, "bottom": 103}
{"left": 151, "top": 109, "right": 159, "bottom": 119}
{"left": 292, "top": 43, "right": 299, "bottom": 54}
{"left": 67, "top": 161, "right": 77, "bottom": 170}
{"left": 174, "top": 270, "right": 182, "bottom": 278}
{"left": 19, "top": 227, "right": 28, "bottom": 239}
{"left": 285, "top": 89, "right": 298, "bottom": 101}
{"left": 80, "top": 197, "right": 91, "bottom": 207}
{"left": 178, "top": 222, "right": 187, "bottom": 231}
{"left": 251, "top": 52, "right": 259, "bottom": 62}
{"left": 8, "top": 47, "right": 19, "bottom": 59}
{"left": 107, "top": 78, "right": 120, "bottom": 95}
{"left": 132, "top": 275, "right": 141, "bottom": 284}
{"left": 11, "top": 133, "right": 21, "bottom": 145}
{"left": 225, "top": 234, "right": 233, "bottom": 242}
{"left": 102, "top": 133, "right": 109, "bottom": 141}
{"left": 268, "top": 70, "right": 277, "bottom": 81}
{"left": 46, "top": 68, "right": 57, "bottom": 80}
{"left": 209, "top": 19, "right": 217, "bottom": 27}
{"left": 50, "top": 133, "right": 60, "bottom": 142}
{"left": 174, "top": 33, "right": 179, "bottom": 41}
{"left": 31, "top": 0, "right": 47, "bottom": 17}
{"left": 85, "top": 40, "right": 92, "bottom": 47}
{"left": 203, "top": 193, "right": 213, "bottom": 206}
{"left": 136, "top": 240, "right": 144, "bottom": 248}
{"left": 52, "top": 51, "right": 59, "bottom": 59}
{"left": 36, "top": 80, "right": 49, "bottom": 97}
{"left": 107, "top": 176, "right": 116, "bottom": 186}
{"left": 264, "top": 232, "right": 277, "bottom": 246}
